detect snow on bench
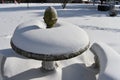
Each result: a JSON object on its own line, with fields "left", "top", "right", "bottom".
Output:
{"left": 0, "top": 54, "right": 6, "bottom": 80}
{"left": 90, "top": 42, "right": 120, "bottom": 80}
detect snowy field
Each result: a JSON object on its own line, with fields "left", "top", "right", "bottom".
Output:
{"left": 0, "top": 3, "right": 120, "bottom": 80}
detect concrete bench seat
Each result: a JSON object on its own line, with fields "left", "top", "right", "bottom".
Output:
{"left": 0, "top": 54, "right": 6, "bottom": 80}
{"left": 90, "top": 42, "right": 120, "bottom": 80}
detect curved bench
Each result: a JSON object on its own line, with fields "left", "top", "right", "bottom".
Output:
{"left": 0, "top": 54, "right": 6, "bottom": 80}
{"left": 90, "top": 42, "right": 120, "bottom": 80}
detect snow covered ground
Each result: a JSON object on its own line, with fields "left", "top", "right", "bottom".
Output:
{"left": 0, "top": 3, "right": 120, "bottom": 80}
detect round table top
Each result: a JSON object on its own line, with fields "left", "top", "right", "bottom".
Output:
{"left": 11, "top": 20, "right": 90, "bottom": 61}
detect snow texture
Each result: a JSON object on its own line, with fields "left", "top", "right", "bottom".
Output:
{"left": 0, "top": 3, "right": 120, "bottom": 80}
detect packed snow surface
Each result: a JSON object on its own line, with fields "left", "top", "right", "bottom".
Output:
{"left": 0, "top": 3, "right": 120, "bottom": 80}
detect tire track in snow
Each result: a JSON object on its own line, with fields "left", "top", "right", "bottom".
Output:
{"left": 79, "top": 25, "right": 120, "bottom": 32}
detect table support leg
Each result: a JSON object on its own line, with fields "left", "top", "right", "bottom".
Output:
{"left": 42, "top": 61, "right": 58, "bottom": 70}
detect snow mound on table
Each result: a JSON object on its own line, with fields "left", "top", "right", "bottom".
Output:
{"left": 12, "top": 20, "right": 89, "bottom": 55}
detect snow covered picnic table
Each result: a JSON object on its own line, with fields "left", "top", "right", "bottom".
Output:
{"left": 10, "top": 19, "right": 90, "bottom": 70}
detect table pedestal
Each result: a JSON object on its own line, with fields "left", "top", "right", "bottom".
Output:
{"left": 41, "top": 61, "right": 58, "bottom": 70}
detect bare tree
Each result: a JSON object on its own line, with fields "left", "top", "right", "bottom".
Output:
{"left": 59, "top": 0, "right": 74, "bottom": 9}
